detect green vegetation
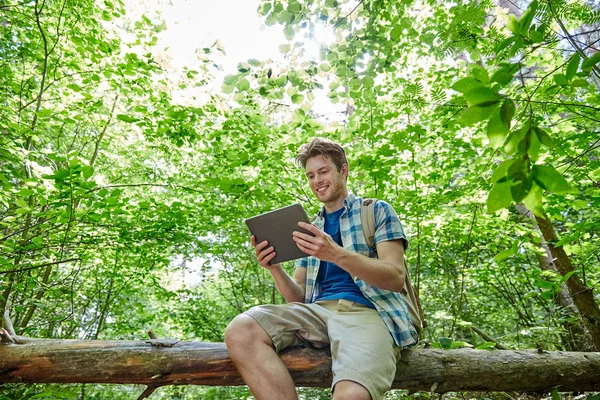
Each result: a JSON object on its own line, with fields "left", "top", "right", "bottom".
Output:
{"left": 1, "top": 0, "right": 599, "bottom": 398}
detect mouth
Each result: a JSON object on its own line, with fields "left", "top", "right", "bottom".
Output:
{"left": 316, "top": 185, "right": 329, "bottom": 194}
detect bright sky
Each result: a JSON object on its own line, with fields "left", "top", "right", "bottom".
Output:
{"left": 152, "top": 0, "right": 284, "bottom": 73}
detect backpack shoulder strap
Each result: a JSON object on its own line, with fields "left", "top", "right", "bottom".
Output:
{"left": 360, "top": 198, "right": 377, "bottom": 249}
{"left": 361, "top": 198, "right": 427, "bottom": 336}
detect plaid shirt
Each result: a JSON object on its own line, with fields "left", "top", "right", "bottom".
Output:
{"left": 295, "top": 193, "right": 418, "bottom": 348}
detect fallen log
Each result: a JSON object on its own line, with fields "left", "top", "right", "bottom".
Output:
{"left": 1, "top": 337, "right": 599, "bottom": 392}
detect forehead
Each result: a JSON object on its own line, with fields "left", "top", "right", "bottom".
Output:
{"left": 305, "top": 155, "right": 335, "bottom": 173}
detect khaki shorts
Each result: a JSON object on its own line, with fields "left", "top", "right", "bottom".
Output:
{"left": 245, "top": 299, "right": 400, "bottom": 400}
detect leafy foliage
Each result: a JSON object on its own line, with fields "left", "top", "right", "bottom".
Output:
{"left": 1, "top": 0, "right": 599, "bottom": 398}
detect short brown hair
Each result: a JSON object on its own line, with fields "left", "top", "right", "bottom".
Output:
{"left": 295, "top": 138, "right": 348, "bottom": 171}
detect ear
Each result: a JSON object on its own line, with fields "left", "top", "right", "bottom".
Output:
{"left": 341, "top": 163, "right": 349, "bottom": 179}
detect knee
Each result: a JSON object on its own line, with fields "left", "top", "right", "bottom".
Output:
{"left": 332, "top": 380, "right": 371, "bottom": 400}
{"left": 224, "top": 314, "right": 267, "bottom": 352}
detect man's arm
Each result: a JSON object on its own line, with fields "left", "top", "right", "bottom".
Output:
{"left": 270, "top": 265, "right": 306, "bottom": 303}
{"left": 293, "top": 224, "right": 405, "bottom": 292}
{"left": 252, "top": 236, "right": 306, "bottom": 303}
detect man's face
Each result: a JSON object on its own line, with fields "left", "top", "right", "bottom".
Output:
{"left": 305, "top": 155, "right": 348, "bottom": 204}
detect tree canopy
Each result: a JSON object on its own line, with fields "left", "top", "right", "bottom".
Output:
{"left": 1, "top": 0, "right": 599, "bottom": 398}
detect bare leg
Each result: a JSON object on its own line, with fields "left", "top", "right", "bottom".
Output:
{"left": 332, "top": 380, "right": 371, "bottom": 400}
{"left": 225, "top": 314, "right": 298, "bottom": 400}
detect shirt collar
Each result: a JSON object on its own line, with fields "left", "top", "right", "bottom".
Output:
{"left": 316, "top": 192, "right": 357, "bottom": 218}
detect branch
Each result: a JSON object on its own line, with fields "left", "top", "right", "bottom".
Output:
{"left": 136, "top": 386, "right": 159, "bottom": 400}
{"left": 333, "top": 0, "right": 365, "bottom": 28}
{"left": 471, "top": 326, "right": 509, "bottom": 350}
{"left": 0, "top": 257, "right": 80, "bottom": 275}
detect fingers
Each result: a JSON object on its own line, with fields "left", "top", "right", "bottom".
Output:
{"left": 257, "top": 244, "right": 275, "bottom": 262}
{"left": 298, "top": 221, "right": 320, "bottom": 234}
{"left": 293, "top": 231, "right": 316, "bottom": 244}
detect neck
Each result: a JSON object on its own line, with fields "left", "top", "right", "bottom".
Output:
{"left": 323, "top": 190, "right": 348, "bottom": 213}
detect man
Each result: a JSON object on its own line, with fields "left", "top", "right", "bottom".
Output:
{"left": 225, "top": 138, "right": 417, "bottom": 400}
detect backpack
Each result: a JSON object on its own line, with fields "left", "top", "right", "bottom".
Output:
{"left": 360, "top": 199, "right": 427, "bottom": 336}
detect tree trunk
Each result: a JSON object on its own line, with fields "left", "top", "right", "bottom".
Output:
{"left": 1, "top": 338, "right": 599, "bottom": 392}
{"left": 515, "top": 204, "right": 590, "bottom": 351}
{"left": 535, "top": 212, "right": 600, "bottom": 351}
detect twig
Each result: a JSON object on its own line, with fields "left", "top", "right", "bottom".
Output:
{"left": 0, "top": 328, "right": 16, "bottom": 344}
{"left": 333, "top": 0, "right": 365, "bottom": 28}
{"left": 471, "top": 326, "right": 509, "bottom": 350}
{"left": 0, "top": 257, "right": 80, "bottom": 275}
{"left": 136, "top": 386, "right": 159, "bottom": 400}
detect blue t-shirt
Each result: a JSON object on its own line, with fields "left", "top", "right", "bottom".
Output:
{"left": 315, "top": 207, "right": 375, "bottom": 308}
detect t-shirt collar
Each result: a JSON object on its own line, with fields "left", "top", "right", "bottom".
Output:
{"left": 317, "top": 192, "right": 357, "bottom": 218}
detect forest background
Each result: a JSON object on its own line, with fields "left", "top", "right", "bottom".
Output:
{"left": 1, "top": 0, "right": 599, "bottom": 398}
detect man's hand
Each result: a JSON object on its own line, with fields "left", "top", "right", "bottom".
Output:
{"left": 251, "top": 235, "right": 280, "bottom": 270}
{"left": 293, "top": 222, "right": 344, "bottom": 263}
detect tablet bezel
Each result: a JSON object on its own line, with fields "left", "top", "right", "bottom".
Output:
{"left": 245, "top": 203, "right": 314, "bottom": 265}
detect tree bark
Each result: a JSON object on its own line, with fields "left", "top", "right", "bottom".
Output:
{"left": 535, "top": 212, "right": 600, "bottom": 351}
{"left": 1, "top": 339, "right": 599, "bottom": 392}
{"left": 515, "top": 204, "right": 591, "bottom": 351}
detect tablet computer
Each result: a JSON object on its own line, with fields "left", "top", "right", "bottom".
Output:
{"left": 245, "top": 203, "right": 314, "bottom": 265}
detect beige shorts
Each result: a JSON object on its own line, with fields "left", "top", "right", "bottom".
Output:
{"left": 245, "top": 299, "right": 400, "bottom": 400}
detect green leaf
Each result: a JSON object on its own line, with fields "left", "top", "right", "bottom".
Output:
{"left": 236, "top": 78, "right": 250, "bottom": 91}
{"left": 530, "top": 29, "right": 544, "bottom": 43}
{"left": 15, "top": 198, "right": 28, "bottom": 208}
{"left": 287, "top": 0, "right": 301, "bottom": 13}
{"left": 557, "top": 271, "right": 576, "bottom": 287}
{"left": 259, "top": 2, "right": 271, "bottom": 15}
{"left": 534, "top": 126, "right": 553, "bottom": 148}
{"left": 566, "top": 54, "right": 581, "bottom": 81}
{"left": 523, "top": 182, "right": 544, "bottom": 216}
{"left": 451, "top": 77, "right": 484, "bottom": 94}
{"left": 504, "top": 126, "right": 527, "bottom": 155}
{"left": 291, "top": 93, "right": 304, "bottom": 104}
{"left": 507, "top": 15, "right": 520, "bottom": 35}
{"left": 224, "top": 74, "right": 238, "bottom": 85}
{"left": 555, "top": 231, "right": 580, "bottom": 247}
{"left": 283, "top": 25, "right": 295, "bottom": 41}
{"left": 535, "top": 279, "right": 555, "bottom": 290}
{"left": 248, "top": 59, "right": 261, "bottom": 67}
{"left": 464, "top": 87, "right": 502, "bottom": 106}
{"left": 519, "top": 0, "right": 537, "bottom": 33}
{"left": 278, "top": 10, "right": 295, "bottom": 24}
{"left": 487, "top": 114, "right": 509, "bottom": 149}
{"left": 571, "top": 79, "right": 588, "bottom": 87}
{"left": 491, "top": 64, "right": 519, "bottom": 86}
{"left": 494, "top": 240, "right": 518, "bottom": 262}
{"left": 581, "top": 52, "right": 600, "bottom": 70}
{"left": 492, "top": 159, "right": 515, "bottom": 183}
{"left": 117, "top": 114, "right": 138, "bottom": 123}
{"left": 553, "top": 74, "right": 568, "bottom": 86}
{"left": 390, "top": 25, "right": 403, "bottom": 41}
{"left": 496, "top": 37, "right": 515, "bottom": 53}
{"left": 67, "top": 83, "right": 82, "bottom": 92}
{"left": 459, "top": 103, "right": 499, "bottom": 125}
{"left": 82, "top": 166, "right": 94, "bottom": 179}
{"left": 528, "top": 128, "right": 542, "bottom": 160}
{"left": 475, "top": 342, "right": 497, "bottom": 350}
{"left": 500, "top": 98, "right": 515, "bottom": 128}
{"left": 438, "top": 337, "right": 453, "bottom": 349}
{"left": 532, "top": 165, "right": 572, "bottom": 193}
{"left": 471, "top": 67, "right": 490, "bottom": 84}
{"left": 511, "top": 174, "right": 532, "bottom": 202}
{"left": 487, "top": 180, "right": 513, "bottom": 213}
